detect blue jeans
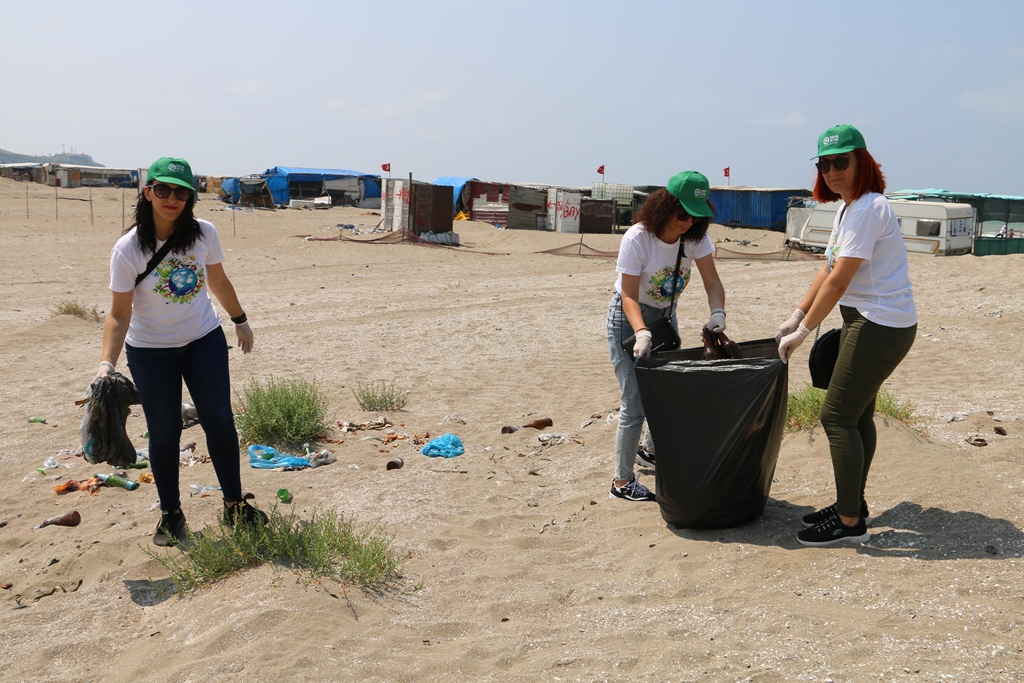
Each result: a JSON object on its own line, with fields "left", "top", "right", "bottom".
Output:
{"left": 126, "top": 326, "right": 242, "bottom": 512}
{"left": 606, "top": 292, "right": 677, "bottom": 481}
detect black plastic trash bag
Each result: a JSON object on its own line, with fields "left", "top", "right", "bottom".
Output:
{"left": 80, "top": 372, "right": 143, "bottom": 468}
{"left": 634, "top": 338, "right": 788, "bottom": 529}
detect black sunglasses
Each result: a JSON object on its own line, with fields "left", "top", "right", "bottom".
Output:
{"left": 815, "top": 155, "right": 851, "bottom": 174}
{"left": 150, "top": 183, "right": 192, "bottom": 201}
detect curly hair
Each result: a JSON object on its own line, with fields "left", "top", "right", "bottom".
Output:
{"left": 127, "top": 186, "right": 202, "bottom": 255}
{"left": 813, "top": 148, "right": 886, "bottom": 202}
{"left": 634, "top": 188, "right": 714, "bottom": 243}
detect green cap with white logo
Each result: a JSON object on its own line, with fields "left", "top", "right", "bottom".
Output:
{"left": 666, "top": 170, "right": 714, "bottom": 218}
{"left": 813, "top": 124, "right": 866, "bottom": 159}
{"left": 147, "top": 157, "right": 195, "bottom": 190}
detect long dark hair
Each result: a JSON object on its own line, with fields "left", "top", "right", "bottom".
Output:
{"left": 635, "top": 188, "right": 714, "bottom": 244}
{"left": 813, "top": 148, "right": 886, "bottom": 202}
{"left": 127, "top": 186, "right": 202, "bottom": 255}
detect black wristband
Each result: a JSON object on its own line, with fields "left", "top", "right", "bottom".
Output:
{"left": 231, "top": 312, "right": 247, "bottom": 325}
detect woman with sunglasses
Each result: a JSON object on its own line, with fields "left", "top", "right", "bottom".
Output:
{"left": 776, "top": 125, "right": 917, "bottom": 547}
{"left": 607, "top": 170, "right": 726, "bottom": 501}
{"left": 95, "top": 156, "right": 266, "bottom": 545}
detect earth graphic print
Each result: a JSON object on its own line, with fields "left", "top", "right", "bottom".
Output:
{"left": 153, "top": 256, "right": 205, "bottom": 304}
{"left": 645, "top": 264, "right": 691, "bottom": 304}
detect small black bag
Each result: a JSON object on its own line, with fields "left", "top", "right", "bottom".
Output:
{"left": 808, "top": 327, "right": 842, "bottom": 389}
{"left": 621, "top": 315, "right": 681, "bottom": 355}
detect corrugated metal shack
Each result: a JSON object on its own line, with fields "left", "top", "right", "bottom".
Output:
{"left": 707, "top": 186, "right": 812, "bottom": 231}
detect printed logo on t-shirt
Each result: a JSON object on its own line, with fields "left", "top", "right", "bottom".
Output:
{"left": 645, "top": 264, "right": 690, "bottom": 303}
{"left": 152, "top": 255, "right": 204, "bottom": 304}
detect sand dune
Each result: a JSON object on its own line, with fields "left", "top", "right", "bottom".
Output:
{"left": 1, "top": 179, "right": 1022, "bottom": 681}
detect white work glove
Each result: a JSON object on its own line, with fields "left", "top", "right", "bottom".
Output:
{"left": 775, "top": 309, "right": 806, "bottom": 343}
{"left": 632, "top": 329, "right": 653, "bottom": 358}
{"left": 95, "top": 361, "right": 115, "bottom": 381}
{"left": 235, "top": 322, "right": 255, "bottom": 354}
{"left": 707, "top": 308, "right": 727, "bottom": 333}
{"left": 778, "top": 324, "right": 812, "bottom": 364}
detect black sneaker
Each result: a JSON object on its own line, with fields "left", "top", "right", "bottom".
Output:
{"left": 223, "top": 500, "right": 269, "bottom": 527}
{"left": 153, "top": 509, "right": 188, "bottom": 546}
{"left": 797, "top": 515, "right": 870, "bottom": 547}
{"left": 801, "top": 501, "right": 872, "bottom": 528}
{"left": 610, "top": 478, "right": 656, "bottom": 502}
{"left": 635, "top": 445, "right": 656, "bottom": 470}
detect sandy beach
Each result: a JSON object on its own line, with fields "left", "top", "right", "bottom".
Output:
{"left": 1, "top": 178, "right": 1022, "bottom": 682}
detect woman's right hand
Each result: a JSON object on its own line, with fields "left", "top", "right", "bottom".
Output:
{"left": 95, "top": 361, "right": 115, "bottom": 381}
{"left": 775, "top": 309, "right": 806, "bottom": 343}
{"left": 633, "top": 330, "right": 653, "bottom": 358}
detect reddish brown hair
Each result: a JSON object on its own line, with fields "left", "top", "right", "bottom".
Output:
{"left": 813, "top": 148, "right": 887, "bottom": 202}
{"left": 634, "top": 188, "right": 713, "bottom": 243}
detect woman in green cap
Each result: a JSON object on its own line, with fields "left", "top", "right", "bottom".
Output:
{"left": 776, "top": 125, "right": 917, "bottom": 547}
{"left": 95, "top": 156, "right": 267, "bottom": 545}
{"left": 607, "top": 171, "right": 727, "bottom": 502}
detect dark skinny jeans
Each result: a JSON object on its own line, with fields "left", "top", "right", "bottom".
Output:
{"left": 820, "top": 306, "right": 916, "bottom": 519}
{"left": 126, "top": 326, "right": 242, "bottom": 512}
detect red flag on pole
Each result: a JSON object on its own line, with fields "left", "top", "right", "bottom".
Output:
{"left": 723, "top": 167, "right": 730, "bottom": 178}
{"left": 597, "top": 164, "right": 605, "bottom": 175}
{"left": 381, "top": 163, "right": 391, "bottom": 172}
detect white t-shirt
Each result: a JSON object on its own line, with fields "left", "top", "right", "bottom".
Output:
{"left": 110, "top": 218, "right": 226, "bottom": 348}
{"left": 614, "top": 223, "right": 715, "bottom": 309}
{"left": 826, "top": 193, "right": 917, "bottom": 328}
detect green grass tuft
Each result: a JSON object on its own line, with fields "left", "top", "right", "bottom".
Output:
{"left": 234, "top": 376, "right": 330, "bottom": 448}
{"left": 53, "top": 300, "right": 101, "bottom": 322}
{"left": 145, "top": 505, "right": 404, "bottom": 593}
{"left": 353, "top": 380, "right": 410, "bottom": 412}
{"left": 786, "top": 384, "right": 920, "bottom": 432}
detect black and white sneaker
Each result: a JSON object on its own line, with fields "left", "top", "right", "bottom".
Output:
{"left": 797, "top": 515, "right": 870, "bottom": 547}
{"left": 610, "top": 478, "right": 656, "bottom": 502}
{"left": 153, "top": 509, "right": 188, "bottom": 547}
{"left": 801, "top": 500, "right": 872, "bottom": 528}
{"left": 635, "top": 445, "right": 656, "bottom": 470}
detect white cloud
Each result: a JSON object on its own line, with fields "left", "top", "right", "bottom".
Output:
{"left": 959, "top": 83, "right": 1024, "bottom": 119}
{"left": 226, "top": 79, "right": 271, "bottom": 96}
{"left": 323, "top": 89, "right": 450, "bottom": 119}
{"left": 753, "top": 110, "right": 806, "bottom": 127}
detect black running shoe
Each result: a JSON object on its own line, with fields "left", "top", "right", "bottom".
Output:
{"left": 797, "top": 515, "right": 870, "bottom": 547}
{"left": 153, "top": 509, "right": 188, "bottom": 547}
{"left": 801, "top": 500, "right": 872, "bottom": 528}
{"left": 610, "top": 478, "right": 656, "bottom": 502}
{"left": 223, "top": 500, "right": 269, "bottom": 527}
{"left": 635, "top": 445, "right": 656, "bottom": 470}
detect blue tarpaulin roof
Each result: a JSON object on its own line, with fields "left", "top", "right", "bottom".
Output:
{"left": 264, "top": 166, "right": 379, "bottom": 182}
{"left": 433, "top": 176, "right": 476, "bottom": 215}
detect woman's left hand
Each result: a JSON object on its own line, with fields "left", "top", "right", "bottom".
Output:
{"left": 778, "top": 324, "right": 811, "bottom": 363}
{"left": 235, "top": 322, "right": 255, "bottom": 354}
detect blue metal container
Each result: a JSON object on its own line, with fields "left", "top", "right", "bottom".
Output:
{"left": 708, "top": 188, "right": 811, "bottom": 231}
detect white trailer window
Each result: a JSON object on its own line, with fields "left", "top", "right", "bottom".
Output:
{"left": 916, "top": 219, "right": 940, "bottom": 236}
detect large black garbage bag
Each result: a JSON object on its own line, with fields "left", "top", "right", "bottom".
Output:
{"left": 634, "top": 338, "right": 788, "bottom": 529}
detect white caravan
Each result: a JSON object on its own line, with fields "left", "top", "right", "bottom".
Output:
{"left": 786, "top": 199, "right": 974, "bottom": 256}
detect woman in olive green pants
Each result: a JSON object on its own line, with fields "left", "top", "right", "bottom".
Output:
{"left": 777, "top": 124, "right": 918, "bottom": 547}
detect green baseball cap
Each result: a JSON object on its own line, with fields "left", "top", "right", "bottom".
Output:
{"left": 666, "top": 170, "right": 714, "bottom": 218}
{"left": 813, "top": 124, "right": 866, "bottom": 159}
{"left": 147, "top": 157, "right": 195, "bottom": 190}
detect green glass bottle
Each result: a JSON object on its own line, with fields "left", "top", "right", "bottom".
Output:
{"left": 95, "top": 473, "right": 140, "bottom": 491}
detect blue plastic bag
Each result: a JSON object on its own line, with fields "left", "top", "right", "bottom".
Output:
{"left": 247, "top": 444, "right": 310, "bottom": 469}
{"left": 421, "top": 433, "right": 464, "bottom": 458}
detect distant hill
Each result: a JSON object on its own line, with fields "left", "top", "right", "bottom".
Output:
{"left": 0, "top": 148, "right": 104, "bottom": 167}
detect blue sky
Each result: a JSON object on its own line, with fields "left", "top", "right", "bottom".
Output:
{"left": 3, "top": 0, "right": 1021, "bottom": 195}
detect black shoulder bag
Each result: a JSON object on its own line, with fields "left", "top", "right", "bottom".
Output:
{"left": 135, "top": 241, "right": 174, "bottom": 288}
{"left": 621, "top": 239, "right": 685, "bottom": 355}
{"left": 807, "top": 205, "right": 845, "bottom": 388}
